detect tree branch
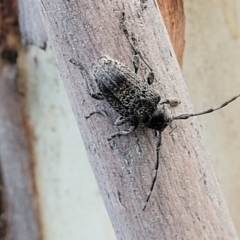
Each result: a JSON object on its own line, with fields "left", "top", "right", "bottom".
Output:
{"left": 39, "top": 0, "right": 238, "bottom": 239}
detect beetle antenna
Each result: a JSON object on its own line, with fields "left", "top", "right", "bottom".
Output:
{"left": 173, "top": 92, "right": 240, "bottom": 120}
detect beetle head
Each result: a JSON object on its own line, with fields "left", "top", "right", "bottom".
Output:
{"left": 145, "top": 105, "right": 172, "bottom": 132}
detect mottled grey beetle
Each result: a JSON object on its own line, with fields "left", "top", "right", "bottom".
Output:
{"left": 70, "top": 56, "right": 240, "bottom": 210}
{"left": 86, "top": 56, "right": 180, "bottom": 138}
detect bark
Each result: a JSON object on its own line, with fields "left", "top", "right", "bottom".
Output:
{"left": 157, "top": 0, "right": 185, "bottom": 66}
{"left": 0, "top": 1, "right": 41, "bottom": 239}
{"left": 0, "top": 63, "right": 41, "bottom": 240}
{"left": 18, "top": 0, "right": 47, "bottom": 48}
{"left": 38, "top": 0, "right": 238, "bottom": 239}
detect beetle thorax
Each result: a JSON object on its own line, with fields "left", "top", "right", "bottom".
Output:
{"left": 145, "top": 105, "right": 172, "bottom": 132}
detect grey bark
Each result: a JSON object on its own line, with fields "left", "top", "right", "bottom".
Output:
{"left": 0, "top": 62, "right": 40, "bottom": 240}
{"left": 38, "top": 0, "right": 238, "bottom": 239}
{"left": 18, "top": 0, "right": 47, "bottom": 48}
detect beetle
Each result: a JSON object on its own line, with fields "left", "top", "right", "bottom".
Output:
{"left": 87, "top": 56, "right": 181, "bottom": 139}
{"left": 70, "top": 55, "right": 240, "bottom": 210}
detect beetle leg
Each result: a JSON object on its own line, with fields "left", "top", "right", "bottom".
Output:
{"left": 147, "top": 71, "right": 154, "bottom": 85}
{"left": 85, "top": 110, "right": 115, "bottom": 125}
{"left": 86, "top": 112, "right": 135, "bottom": 128}
{"left": 108, "top": 124, "right": 138, "bottom": 141}
{"left": 133, "top": 54, "right": 140, "bottom": 73}
{"left": 132, "top": 54, "right": 154, "bottom": 85}
{"left": 160, "top": 98, "right": 181, "bottom": 107}
{"left": 115, "top": 116, "right": 133, "bottom": 126}
{"left": 155, "top": 130, "right": 162, "bottom": 150}
{"left": 120, "top": 20, "right": 154, "bottom": 77}
{"left": 70, "top": 58, "right": 104, "bottom": 100}
{"left": 88, "top": 91, "right": 105, "bottom": 100}
{"left": 143, "top": 131, "right": 162, "bottom": 211}
{"left": 85, "top": 73, "right": 105, "bottom": 100}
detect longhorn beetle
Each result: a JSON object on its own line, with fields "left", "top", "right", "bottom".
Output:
{"left": 70, "top": 55, "right": 240, "bottom": 211}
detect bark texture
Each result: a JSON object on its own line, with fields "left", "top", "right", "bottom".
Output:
{"left": 0, "top": 0, "right": 41, "bottom": 239}
{"left": 157, "top": 0, "right": 185, "bottom": 66}
{"left": 38, "top": 0, "right": 238, "bottom": 239}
